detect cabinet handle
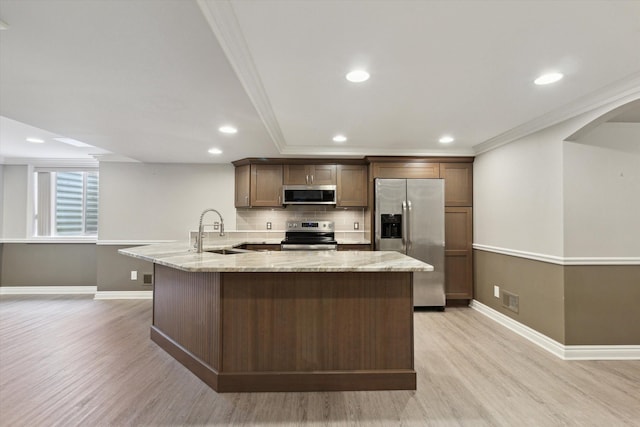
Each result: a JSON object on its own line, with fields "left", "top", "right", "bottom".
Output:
{"left": 306, "top": 174, "right": 309, "bottom": 184}
{"left": 311, "top": 175, "right": 314, "bottom": 184}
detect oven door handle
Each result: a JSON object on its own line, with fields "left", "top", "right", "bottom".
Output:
{"left": 281, "top": 244, "right": 338, "bottom": 251}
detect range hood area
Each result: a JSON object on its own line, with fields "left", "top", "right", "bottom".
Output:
{"left": 282, "top": 185, "right": 337, "bottom": 205}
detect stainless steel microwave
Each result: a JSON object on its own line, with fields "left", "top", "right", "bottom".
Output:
{"left": 282, "top": 185, "right": 337, "bottom": 205}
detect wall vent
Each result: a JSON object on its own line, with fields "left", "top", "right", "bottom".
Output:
{"left": 143, "top": 274, "right": 153, "bottom": 285}
{"left": 502, "top": 290, "right": 519, "bottom": 314}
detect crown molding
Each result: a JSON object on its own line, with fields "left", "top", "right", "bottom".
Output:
{"left": 0, "top": 157, "right": 99, "bottom": 167}
{"left": 474, "top": 71, "right": 640, "bottom": 155}
{"left": 197, "top": 0, "right": 286, "bottom": 153}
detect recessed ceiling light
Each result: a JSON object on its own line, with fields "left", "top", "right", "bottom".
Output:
{"left": 208, "top": 148, "right": 222, "bottom": 155}
{"left": 332, "top": 135, "right": 347, "bottom": 143}
{"left": 53, "top": 137, "right": 94, "bottom": 148}
{"left": 218, "top": 125, "right": 237, "bottom": 134}
{"left": 534, "top": 72, "right": 564, "bottom": 85}
{"left": 346, "top": 70, "right": 370, "bottom": 83}
{"left": 439, "top": 136, "right": 454, "bottom": 144}
{"left": 26, "top": 137, "right": 45, "bottom": 143}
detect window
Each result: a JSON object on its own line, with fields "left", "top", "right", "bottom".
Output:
{"left": 34, "top": 170, "right": 99, "bottom": 237}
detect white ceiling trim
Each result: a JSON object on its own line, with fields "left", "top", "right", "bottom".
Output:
{"left": 474, "top": 71, "right": 640, "bottom": 155}
{"left": 279, "top": 146, "right": 476, "bottom": 158}
{"left": 197, "top": 0, "right": 286, "bottom": 153}
{"left": 1, "top": 157, "right": 99, "bottom": 168}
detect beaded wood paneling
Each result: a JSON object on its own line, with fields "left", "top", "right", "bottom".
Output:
{"left": 153, "top": 264, "right": 220, "bottom": 369}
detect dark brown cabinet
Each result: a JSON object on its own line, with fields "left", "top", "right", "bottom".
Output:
{"left": 444, "top": 207, "right": 473, "bottom": 300}
{"left": 336, "top": 164, "right": 368, "bottom": 207}
{"left": 234, "top": 163, "right": 283, "bottom": 207}
{"left": 283, "top": 164, "right": 336, "bottom": 185}
{"left": 440, "top": 163, "right": 473, "bottom": 207}
{"left": 371, "top": 162, "right": 440, "bottom": 179}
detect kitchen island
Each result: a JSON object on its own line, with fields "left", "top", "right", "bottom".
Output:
{"left": 120, "top": 243, "right": 433, "bottom": 392}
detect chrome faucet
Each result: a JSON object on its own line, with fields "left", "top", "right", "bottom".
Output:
{"left": 196, "top": 208, "right": 225, "bottom": 253}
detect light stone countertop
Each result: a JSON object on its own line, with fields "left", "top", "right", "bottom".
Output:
{"left": 119, "top": 241, "right": 433, "bottom": 273}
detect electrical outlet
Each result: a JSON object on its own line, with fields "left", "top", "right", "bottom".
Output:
{"left": 493, "top": 285, "right": 500, "bottom": 298}
{"left": 213, "top": 222, "right": 219, "bottom": 230}
{"left": 354, "top": 222, "right": 359, "bottom": 230}
{"left": 130, "top": 271, "right": 138, "bottom": 281}
{"left": 266, "top": 222, "right": 272, "bottom": 230}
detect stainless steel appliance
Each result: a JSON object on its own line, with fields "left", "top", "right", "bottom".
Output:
{"left": 375, "top": 179, "right": 445, "bottom": 308}
{"left": 281, "top": 220, "right": 338, "bottom": 250}
{"left": 283, "top": 185, "right": 336, "bottom": 205}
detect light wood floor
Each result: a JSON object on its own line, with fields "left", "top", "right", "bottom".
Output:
{"left": 0, "top": 295, "right": 638, "bottom": 426}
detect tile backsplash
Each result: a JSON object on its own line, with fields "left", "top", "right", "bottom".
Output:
{"left": 236, "top": 206, "right": 366, "bottom": 232}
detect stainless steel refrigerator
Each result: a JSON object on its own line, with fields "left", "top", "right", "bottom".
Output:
{"left": 374, "top": 179, "right": 445, "bottom": 308}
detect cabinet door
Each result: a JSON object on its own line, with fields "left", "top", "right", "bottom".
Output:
{"left": 372, "top": 162, "right": 440, "bottom": 179}
{"left": 444, "top": 207, "right": 473, "bottom": 300}
{"left": 283, "top": 165, "right": 309, "bottom": 185}
{"left": 235, "top": 165, "right": 251, "bottom": 207}
{"left": 440, "top": 163, "right": 473, "bottom": 207}
{"left": 310, "top": 164, "right": 336, "bottom": 185}
{"left": 251, "top": 164, "right": 283, "bottom": 207}
{"left": 336, "top": 164, "right": 368, "bottom": 207}
{"left": 283, "top": 164, "right": 336, "bottom": 185}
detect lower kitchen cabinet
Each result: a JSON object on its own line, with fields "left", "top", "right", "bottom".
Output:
{"left": 444, "top": 207, "right": 473, "bottom": 300}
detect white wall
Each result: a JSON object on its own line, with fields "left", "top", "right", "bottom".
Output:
{"left": 0, "top": 165, "right": 4, "bottom": 238}
{"left": 99, "top": 162, "right": 236, "bottom": 241}
{"left": 563, "top": 141, "right": 640, "bottom": 257}
{"left": 1, "top": 165, "right": 29, "bottom": 239}
{"left": 474, "top": 123, "right": 566, "bottom": 257}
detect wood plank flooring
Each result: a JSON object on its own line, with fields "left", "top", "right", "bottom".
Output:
{"left": 1, "top": 295, "right": 638, "bottom": 426}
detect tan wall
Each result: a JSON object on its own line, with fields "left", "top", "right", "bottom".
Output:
{"left": 0, "top": 243, "right": 96, "bottom": 286}
{"left": 564, "top": 265, "right": 640, "bottom": 345}
{"left": 474, "top": 250, "right": 565, "bottom": 343}
{"left": 475, "top": 249, "right": 640, "bottom": 345}
{"left": 96, "top": 245, "right": 153, "bottom": 292}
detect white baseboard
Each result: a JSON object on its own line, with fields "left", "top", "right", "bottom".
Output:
{"left": 470, "top": 300, "right": 640, "bottom": 360}
{"left": 0, "top": 286, "right": 97, "bottom": 295}
{"left": 94, "top": 291, "right": 153, "bottom": 300}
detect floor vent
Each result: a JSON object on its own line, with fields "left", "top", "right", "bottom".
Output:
{"left": 502, "top": 290, "right": 519, "bottom": 313}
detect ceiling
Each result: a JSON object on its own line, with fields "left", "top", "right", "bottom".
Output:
{"left": 1, "top": 0, "right": 639, "bottom": 165}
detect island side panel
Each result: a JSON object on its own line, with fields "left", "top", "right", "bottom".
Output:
{"left": 220, "top": 272, "right": 414, "bottom": 373}
{"left": 152, "top": 264, "right": 221, "bottom": 371}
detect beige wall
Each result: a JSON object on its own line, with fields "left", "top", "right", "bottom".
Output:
{"left": 0, "top": 243, "right": 96, "bottom": 286}
{"left": 96, "top": 245, "right": 153, "bottom": 292}
{"left": 474, "top": 250, "right": 565, "bottom": 343}
{"left": 564, "top": 265, "right": 640, "bottom": 345}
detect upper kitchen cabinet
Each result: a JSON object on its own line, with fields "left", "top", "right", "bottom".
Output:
{"left": 283, "top": 164, "right": 336, "bottom": 185}
{"left": 336, "top": 164, "right": 368, "bottom": 207}
{"left": 439, "top": 163, "right": 473, "bottom": 207}
{"left": 234, "top": 162, "right": 283, "bottom": 207}
{"left": 370, "top": 161, "right": 440, "bottom": 179}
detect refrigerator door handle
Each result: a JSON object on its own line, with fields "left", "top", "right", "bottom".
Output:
{"left": 401, "top": 200, "right": 407, "bottom": 251}
{"left": 407, "top": 200, "right": 412, "bottom": 251}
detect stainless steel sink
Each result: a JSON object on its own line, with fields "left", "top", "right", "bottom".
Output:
{"left": 205, "top": 248, "right": 253, "bottom": 255}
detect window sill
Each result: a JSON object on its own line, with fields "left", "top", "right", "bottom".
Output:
{"left": 0, "top": 237, "right": 98, "bottom": 244}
